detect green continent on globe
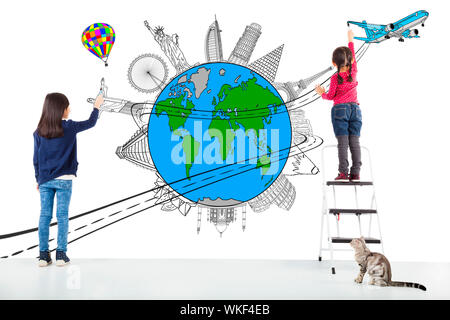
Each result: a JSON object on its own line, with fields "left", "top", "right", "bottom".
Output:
{"left": 154, "top": 95, "right": 195, "bottom": 132}
{"left": 156, "top": 93, "right": 199, "bottom": 180}
{"left": 213, "top": 77, "right": 281, "bottom": 137}
{"left": 257, "top": 155, "right": 271, "bottom": 176}
{"left": 181, "top": 134, "right": 200, "bottom": 180}
{"left": 209, "top": 76, "right": 281, "bottom": 167}
{"left": 208, "top": 116, "right": 236, "bottom": 161}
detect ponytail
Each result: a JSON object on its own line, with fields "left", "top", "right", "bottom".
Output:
{"left": 347, "top": 62, "right": 353, "bottom": 83}
{"left": 347, "top": 50, "right": 353, "bottom": 83}
{"left": 333, "top": 46, "right": 354, "bottom": 84}
{"left": 336, "top": 61, "right": 344, "bottom": 84}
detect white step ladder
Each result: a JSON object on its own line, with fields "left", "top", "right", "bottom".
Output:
{"left": 318, "top": 145, "right": 384, "bottom": 274}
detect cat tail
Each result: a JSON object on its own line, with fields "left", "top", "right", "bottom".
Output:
{"left": 389, "top": 281, "right": 426, "bottom": 291}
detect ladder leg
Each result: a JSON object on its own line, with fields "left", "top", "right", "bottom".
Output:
{"left": 335, "top": 214, "right": 340, "bottom": 237}
{"left": 377, "top": 213, "right": 385, "bottom": 254}
{"left": 326, "top": 207, "right": 335, "bottom": 274}
{"left": 318, "top": 200, "right": 326, "bottom": 261}
{"left": 364, "top": 145, "right": 384, "bottom": 253}
{"left": 319, "top": 156, "right": 329, "bottom": 262}
{"left": 368, "top": 193, "right": 375, "bottom": 237}
{"left": 332, "top": 186, "right": 337, "bottom": 208}
{"left": 332, "top": 185, "right": 340, "bottom": 239}
{"left": 354, "top": 185, "right": 359, "bottom": 209}
{"left": 318, "top": 212, "right": 324, "bottom": 261}
{"left": 357, "top": 214, "right": 362, "bottom": 237}
{"left": 354, "top": 185, "right": 363, "bottom": 236}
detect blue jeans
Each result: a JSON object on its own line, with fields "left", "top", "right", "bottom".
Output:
{"left": 331, "top": 103, "right": 362, "bottom": 137}
{"left": 38, "top": 179, "right": 72, "bottom": 252}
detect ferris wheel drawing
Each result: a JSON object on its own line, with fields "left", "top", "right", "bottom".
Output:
{"left": 128, "top": 53, "right": 169, "bottom": 94}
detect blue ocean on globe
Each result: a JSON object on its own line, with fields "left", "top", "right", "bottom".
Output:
{"left": 148, "top": 62, "right": 292, "bottom": 206}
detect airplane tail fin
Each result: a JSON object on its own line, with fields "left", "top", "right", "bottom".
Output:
{"left": 361, "top": 20, "right": 375, "bottom": 39}
{"left": 348, "top": 20, "right": 373, "bottom": 42}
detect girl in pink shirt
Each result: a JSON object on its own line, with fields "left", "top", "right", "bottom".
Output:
{"left": 315, "top": 29, "right": 362, "bottom": 181}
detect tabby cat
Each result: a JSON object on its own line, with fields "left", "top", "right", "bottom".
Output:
{"left": 350, "top": 237, "right": 426, "bottom": 291}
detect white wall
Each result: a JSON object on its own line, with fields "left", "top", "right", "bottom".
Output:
{"left": 0, "top": 0, "right": 448, "bottom": 262}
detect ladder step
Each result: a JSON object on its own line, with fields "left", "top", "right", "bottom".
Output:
{"left": 326, "top": 181, "right": 373, "bottom": 186}
{"left": 329, "top": 209, "right": 377, "bottom": 214}
{"left": 331, "top": 237, "right": 381, "bottom": 244}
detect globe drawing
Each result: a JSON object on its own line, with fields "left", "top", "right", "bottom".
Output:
{"left": 148, "top": 62, "right": 292, "bottom": 206}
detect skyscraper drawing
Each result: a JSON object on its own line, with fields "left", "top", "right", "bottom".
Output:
{"left": 205, "top": 16, "right": 223, "bottom": 62}
{"left": 228, "top": 23, "right": 262, "bottom": 66}
{"left": 248, "top": 44, "right": 284, "bottom": 83}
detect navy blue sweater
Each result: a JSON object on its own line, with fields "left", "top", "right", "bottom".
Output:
{"left": 33, "top": 108, "right": 99, "bottom": 185}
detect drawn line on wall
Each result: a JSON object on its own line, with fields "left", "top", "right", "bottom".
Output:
{"left": 3, "top": 135, "right": 322, "bottom": 258}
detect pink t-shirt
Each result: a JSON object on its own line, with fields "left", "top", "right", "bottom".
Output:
{"left": 321, "top": 42, "right": 358, "bottom": 105}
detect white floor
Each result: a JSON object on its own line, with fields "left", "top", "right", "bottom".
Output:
{"left": 0, "top": 259, "right": 448, "bottom": 300}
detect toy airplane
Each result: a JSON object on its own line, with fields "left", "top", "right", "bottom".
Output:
{"left": 347, "top": 10, "right": 429, "bottom": 43}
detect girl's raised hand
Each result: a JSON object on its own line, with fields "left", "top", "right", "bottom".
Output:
{"left": 94, "top": 93, "right": 104, "bottom": 109}
{"left": 348, "top": 29, "right": 354, "bottom": 42}
{"left": 315, "top": 84, "right": 325, "bottom": 95}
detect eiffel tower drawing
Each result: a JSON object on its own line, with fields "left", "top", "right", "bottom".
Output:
{"left": 248, "top": 44, "right": 284, "bottom": 83}
{"left": 275, "top": 66, "right": 333, "bottom": 101}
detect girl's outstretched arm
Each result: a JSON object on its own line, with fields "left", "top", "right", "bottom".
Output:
{"left": 348, "top": 41, "right": 357, "bottom": 72}
{"left": 70, "top": 108, "right": 99, "bottom": 133}
{"left": 69, "top": 94, "right": 103, "bottom": 133}
{"left": 348, "top": 29, "right": 357, "bottom": 71}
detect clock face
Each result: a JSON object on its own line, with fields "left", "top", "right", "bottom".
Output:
{"left": 128, "top": 53, "right": 169, "bottom": 94}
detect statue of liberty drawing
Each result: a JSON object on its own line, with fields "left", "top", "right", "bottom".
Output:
{"left": 144, "top": 20, "right": 191, "bottom": 74}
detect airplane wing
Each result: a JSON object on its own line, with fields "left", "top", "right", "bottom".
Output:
{"left": 347, "top": 20, "right": 387, "bottom": 43}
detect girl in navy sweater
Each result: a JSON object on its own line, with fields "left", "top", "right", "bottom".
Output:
{"left": 33, "top": 92, "right": 103, "bottom": 266}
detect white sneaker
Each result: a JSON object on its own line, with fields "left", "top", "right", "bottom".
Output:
{"left": 38, "top": 251, "right": 52, "bottom": 267}
{"left": 55, "top": 250, "right": 70, "bottom": 267}
{"left": 56, "top": 259, "right": 70, "bottom": 267}
{"left": 38, "top": 259, "right": 52, "bottom": 267}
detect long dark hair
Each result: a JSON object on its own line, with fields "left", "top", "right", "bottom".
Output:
{"left": 37, "top": 93, "right": 69, "bottom": 138}
{"left": 332, "top": 46, "right": 354, "bottom": 84}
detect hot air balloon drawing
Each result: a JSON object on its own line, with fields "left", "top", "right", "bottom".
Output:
{"left": 81, "top": 23, "right": 116, "bottom": 66}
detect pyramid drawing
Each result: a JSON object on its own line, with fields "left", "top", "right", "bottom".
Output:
{"left": 248, "top": 44, "right": 284, "bottom": 83}
{"left": 115, "top": 125, "right": 156, "bottom": 171}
